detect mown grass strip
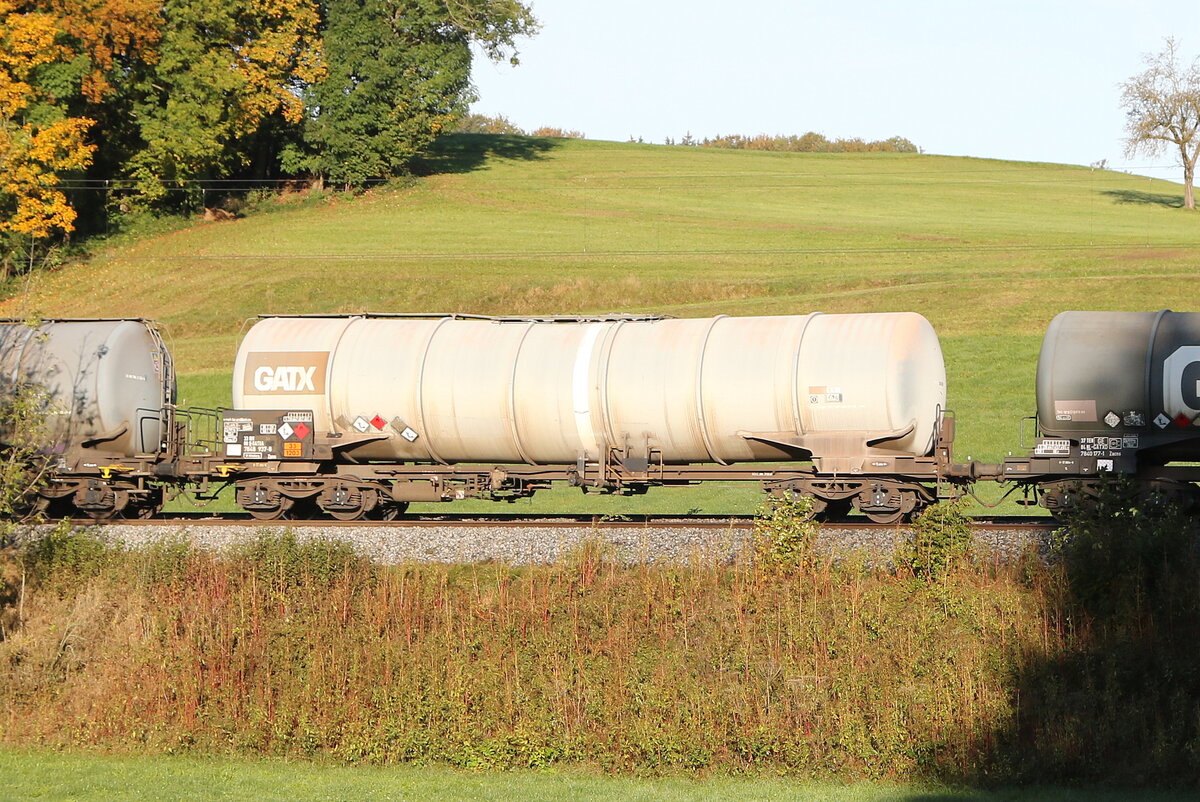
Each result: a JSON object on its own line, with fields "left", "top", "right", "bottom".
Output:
{"left": 0, "top": 749, "right": 1189, "bottom": 802}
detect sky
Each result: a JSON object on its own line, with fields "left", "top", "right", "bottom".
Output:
{"left": 469, "top": 0, "right": 1194, "bottom": 180}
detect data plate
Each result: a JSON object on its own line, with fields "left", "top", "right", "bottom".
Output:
{"left": 221, "top": 409, "right": 315, "bottom": 460}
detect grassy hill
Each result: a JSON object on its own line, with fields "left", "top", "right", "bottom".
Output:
{"left": 4, "top": 135, "right": 1198, "bottom": 512}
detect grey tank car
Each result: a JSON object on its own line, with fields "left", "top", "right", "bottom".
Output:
{"left": 0, "top": 319, "right": 175, "bottom": 517}
{"left": 987, "top": 310, "right": 1200, "bottom": 511}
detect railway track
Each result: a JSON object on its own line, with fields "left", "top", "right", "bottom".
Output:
{"left": 19, "top": 514, "right": 1057, "bottom": 566}
{"left": 56, "top": 513, "right": 1058, "bottom": 532}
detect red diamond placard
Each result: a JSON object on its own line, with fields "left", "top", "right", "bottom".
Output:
{"left": 292, "top": 422, "right": 310, "bottom": 440}
{"left": 1175, "top": 413, "right": 1193, "bottom": 428}
{"left": 370, "top": 414, "right": 387, "bottom": 430}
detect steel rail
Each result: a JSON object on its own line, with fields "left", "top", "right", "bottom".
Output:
{"left": 59, "top": 513, "right": 1058, "bottom": 531}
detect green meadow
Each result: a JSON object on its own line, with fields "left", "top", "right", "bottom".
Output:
{"left": 4, "top": 135, "right": 1197, "bottom": 513}
{"left": 0, "top": 749, "right": 1190, "bottom": 801}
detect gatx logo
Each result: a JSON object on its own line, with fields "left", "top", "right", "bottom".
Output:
{"left": 243, "top": 352, "right": 329, "bottom": 395}
{"left": 1163, "top": 345, "right": 1200, "bottom": 417}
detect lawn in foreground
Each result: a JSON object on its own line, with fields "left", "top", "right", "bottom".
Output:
{"left": 0, "top": 750, "right": 1189, "bottom": 802}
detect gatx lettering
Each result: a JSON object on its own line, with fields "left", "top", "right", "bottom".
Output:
{"left": 254, "top": 365, "right": 316, "bottom": 392}
{"left": 243, "top": 351, "right": 329, "bottom": 395}
{"left": 1163, "top": 345, "right": 1200, "bottom": 417}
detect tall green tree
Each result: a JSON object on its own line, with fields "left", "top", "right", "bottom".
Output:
{"left": 286, "top": 0, "right": 536, "bottom": 188}
{"left": 1, "top": 0, "right": 535, "bottom": 260}
{"left": 122, "top": 0, "right": 325, "bottom": 205}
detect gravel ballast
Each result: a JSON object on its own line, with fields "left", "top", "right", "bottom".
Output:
{"left": 15, "top": 520, "right": 1055, "bottom": 566}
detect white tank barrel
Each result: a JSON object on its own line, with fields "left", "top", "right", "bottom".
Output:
{"left": 232, "top": 312, "right": 946, "bottom": 465}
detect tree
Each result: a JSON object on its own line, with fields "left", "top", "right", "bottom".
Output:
{"left": 0, "top": 1, "right": 96, "bottom": 270}
{"left": 121, "top": 0, "right": 326, "bottom": 205}
{"left": 1121, "top": 37, "right": 1200, "bottom": 210}
{"left": 0, "top": 0, "right": 536, "bottom": 257}
{"left": 285, "top": 0, "right": 536, "bottom": 188}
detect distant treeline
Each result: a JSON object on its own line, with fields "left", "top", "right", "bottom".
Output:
{"left": 677, "top": 132, "right": 920, "bottom": 153}
{"left": 455, "top": 113, "right": 585, "bottom": 139}
{"left": 456, "top": 116, "right": 918, "bottom": 153}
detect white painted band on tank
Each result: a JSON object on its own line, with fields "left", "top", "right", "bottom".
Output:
{"left": 789, "top": 313, "right": 820, "bottom": 437}
{"left": 508, "top": 322, "right": 537, "bottom": 464}
{"left": 415, "top": 317, "right": 452, "bottom": 465}
{"left": 695, "top": 315, "right": 728, "bottom": 465}
{"left": 572, "top": 323, "right": 605, "bottom": 460}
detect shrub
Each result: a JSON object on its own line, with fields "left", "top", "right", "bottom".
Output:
{"left": 0, "top": 379, "right": 52, "bottom": 520}
{"left": 696, "top": 133, "right": 919, "bottom": 153}
{"left": 237, "top": 531, "right": 368, "bottom": 589}
{"left": 753, "top": 492, "right": 818, "bottom": 568}
{"left": 896, "top": 499, "right": 974, "bottom": 581}
{"left": 19, "top": 524, "right": 112, "bottom": 590}
{"left": 1050, "top": 477, "right": 1196, "bottom": 619}
{"left": 529, "top": 127, "right": 584, "bottom": 139}
{"left": 453, "top": 113, "right": 525, "bottom": 135}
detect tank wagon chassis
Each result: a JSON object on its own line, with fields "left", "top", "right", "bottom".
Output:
{"left": 33, "top": 462, "right": 166, "bottom": 519}
{"left": 35, "top": 412, "right": 1200, "bottom": 523}
{"left": 191, "top": 420, "right": 967, "bottom": 525}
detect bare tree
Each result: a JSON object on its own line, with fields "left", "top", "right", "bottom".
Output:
{"left": 1121, "top": 38, "right": 1200, "bottom": 210}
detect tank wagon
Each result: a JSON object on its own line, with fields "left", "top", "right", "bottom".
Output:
{"left": 0, "top": 319, "right": 176, "bottom": 518}
{"left": 988, "top": 310, "right": 1200, "bottom": 512}
{"left": 220, "top": 312, "right": 959, "bottom": 522}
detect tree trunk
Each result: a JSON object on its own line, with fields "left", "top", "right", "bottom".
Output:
{"left": 1182, "top": 144, "right": 1196, "bottom": 210}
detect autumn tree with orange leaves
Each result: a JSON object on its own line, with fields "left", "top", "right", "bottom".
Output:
{"left": 0, "top": 0, "right": 536, "bottom": 270}
{"left": 0, "top": 0, "right": 96, "bottom": 271}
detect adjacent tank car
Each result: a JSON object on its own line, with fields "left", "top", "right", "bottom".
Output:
{"left": 0, "top": 319, "right": 176, "bottom": 517}
{"left": 991, "top": 310, "right": 1200, "bottom": 511}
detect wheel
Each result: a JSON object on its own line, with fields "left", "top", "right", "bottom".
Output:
{"left": 853, "top": 484, "right": 918, "bottom": 525}
{"left": 78, "top": 487, "right": 129, "bottom": 521}
{"left": 366, "top": 502, "right": 409, "bottom": 521}
{"left": 319, "top": 486, "right": 376, "bottom": 521}
{"left": 32, "top": 495, "right": 73, "bottom": 520}
{"left": 864, "top": 508, "right": 906, "bottom": 525}
{"left": 248, "top": 497, "right": 294, "bottom": 521}
{"left": 813, "top": 497, "right": 853, "bottom": 522}
{"left": 240, "top": 483, "right": 295, "bottom": 520}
